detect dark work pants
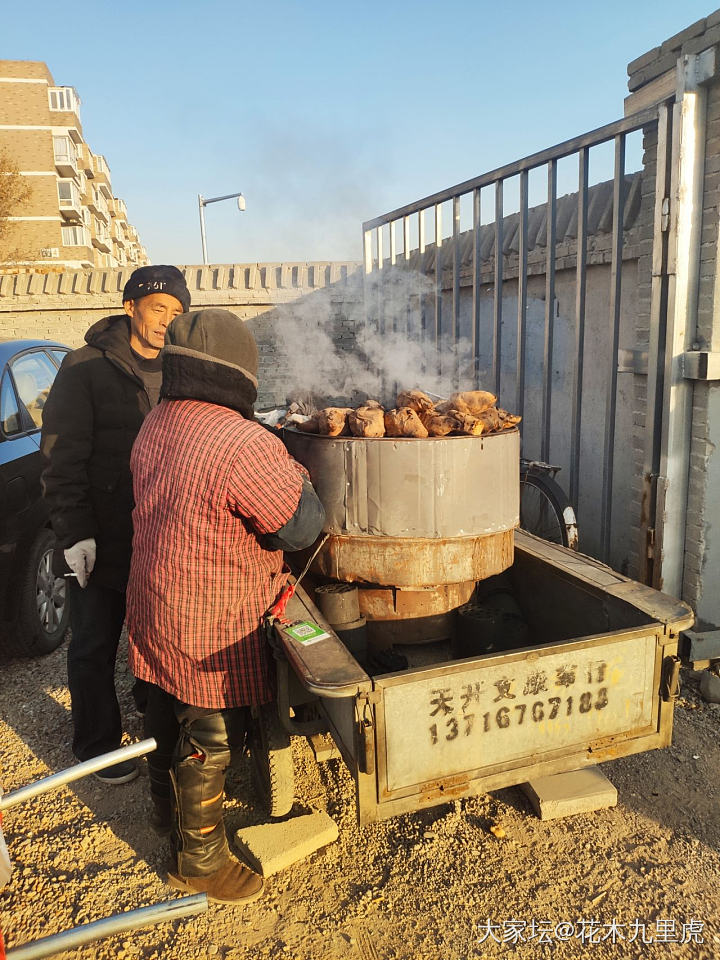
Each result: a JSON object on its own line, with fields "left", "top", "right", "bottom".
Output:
{"left": 143, "top": 683, "right": 248, "bottom": 876}
{"left": 67, "top": 579, "right": 126, "bottom": 761}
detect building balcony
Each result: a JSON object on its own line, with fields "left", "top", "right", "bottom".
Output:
{"left": 53, "top": 136, "right": 77, "bottom": 178}
{"left": 92, "top": 215, "right": 111, "bottom": 252}
{"left": 92, "top": 233, "right": 112, "bottom": 253}
{"left": 57, "top": 180, "right": 83, "bottom": 221}
{"left": 48, "top": 86, "right": 82, "bottom": 122}
{"left": 77, "top": 143, "right": 94, "bottom": 178}
{"left": 92, "top": 154, "right": 112, "bottom": 190}
{"left": 87, "top": 192, "right": 110, "bottom": 222}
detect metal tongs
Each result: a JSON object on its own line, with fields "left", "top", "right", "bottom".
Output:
{"left": 266, "top": 533, "right": 329, "bottom": 626}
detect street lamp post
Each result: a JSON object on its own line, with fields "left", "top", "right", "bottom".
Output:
{"left": 197, "top": 191, "right": 246, "bottom": 264}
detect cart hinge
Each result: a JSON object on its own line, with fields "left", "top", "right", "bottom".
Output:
{"left": 660, "top": 655, "right": 682, "bottom": 702}
{"left": 646, "top": 526, "right": 655, "bottom": 559}
{"left": 356, "top": 690, "right": 382, "bottom": 706}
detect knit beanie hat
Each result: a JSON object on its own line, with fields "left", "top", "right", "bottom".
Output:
{"left": 161, "top": 308, "right": 258, "bottom": 418}
{"left": 122, "top": 265, "right": 191, "bottom": 313}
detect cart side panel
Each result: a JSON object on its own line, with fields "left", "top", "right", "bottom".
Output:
{"left": 377, "top": 630, "right": 657, "bottom": 795}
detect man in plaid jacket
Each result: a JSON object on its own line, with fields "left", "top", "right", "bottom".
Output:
{"left": 126, "top": 308, "right": 324, "bottom": 905}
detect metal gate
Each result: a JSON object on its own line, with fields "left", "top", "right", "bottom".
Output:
{"left": 361, "top": 100, "right": 684, "bottom": 586}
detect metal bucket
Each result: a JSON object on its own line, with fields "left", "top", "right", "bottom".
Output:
{"left": 283, "top": 428, "right": 519, "bottom": 587}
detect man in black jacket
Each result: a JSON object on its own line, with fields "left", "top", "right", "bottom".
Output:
{"left": 41, "top": 265, "right": 191, "bottom": 783}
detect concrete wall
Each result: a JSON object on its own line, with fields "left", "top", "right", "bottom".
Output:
{"left": 409, "top": 255, "right": 645, "bottom": 574}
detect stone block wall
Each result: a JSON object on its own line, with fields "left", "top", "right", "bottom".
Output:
{"left": 0, "top": 261, "right": 363, "bottom": 408}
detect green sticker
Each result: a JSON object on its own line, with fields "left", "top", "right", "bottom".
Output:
{"left": 285, "top": 620, "right": 331, "bottom": 645}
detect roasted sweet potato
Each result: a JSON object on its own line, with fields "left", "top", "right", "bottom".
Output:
{"left": 451, "top": 411, "right": 485, "bottom": 436}
{"left": 397, "top": 389, "right": 435, "bottom": 415}
{"left": 294, "top": 415, "right": 320, "bottom": 433}
{"left": 497, "top": 409, "right": 522, "bottom": 429}
{"left": 348, "top": 405, "right": 386, "bottom": 437}
{"left": 425, "top": 413, "right": 457, "bottom": 437}
{"left": 449, "top": 390, "right": 497, "bottom": 416}
{"left": 384, "top": 406, "right": 429, "bottom": 438}
{"left": 317, "top": 407, "right": 353, "bottom": 436}
{"left": 477, "top": 407, "right": 502, "bottom": 432}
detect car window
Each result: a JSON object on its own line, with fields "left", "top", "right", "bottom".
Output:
{"left": 49, "top": 349, "right": 69, "bottom": 368}
{"left": 10, "top": 351, "right": 59, "bottom": 430}
{"left": 0, "top": 370, "right": 22, "bottom": 436}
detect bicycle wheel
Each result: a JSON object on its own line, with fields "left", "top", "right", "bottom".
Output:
{"left": 519, "top": 471, "right": 578, "bottom": 549}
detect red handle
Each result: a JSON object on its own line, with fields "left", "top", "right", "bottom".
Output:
{"left": 268, "top": 582, "right": 295, "bottom": 622}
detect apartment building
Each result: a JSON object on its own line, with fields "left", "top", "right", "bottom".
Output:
{"left": 0, "top": 60, "right": 149, "bottom": 270}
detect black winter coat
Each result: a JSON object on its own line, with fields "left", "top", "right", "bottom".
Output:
{"left": 41, "top": 315, "right": 153, "bottom": 590}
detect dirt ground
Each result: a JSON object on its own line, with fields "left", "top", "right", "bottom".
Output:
{"left": 1, "top": 636, "right": 719, "bottom": 960}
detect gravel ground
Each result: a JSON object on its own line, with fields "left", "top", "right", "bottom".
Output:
{"left": 1, "top": 637, "right": 719, "bottom": 960}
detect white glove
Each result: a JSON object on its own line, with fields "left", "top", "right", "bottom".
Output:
{"left": 64, "top": 538, "right": 96, "bottom": 588}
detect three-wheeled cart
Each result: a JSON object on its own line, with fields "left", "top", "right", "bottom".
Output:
{"left": 264, "top": 530, "right": 693, "bottom": 826}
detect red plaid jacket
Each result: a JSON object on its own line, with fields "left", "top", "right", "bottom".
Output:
{"left": 126, "top": 399, "right": 305, "bottom": 708}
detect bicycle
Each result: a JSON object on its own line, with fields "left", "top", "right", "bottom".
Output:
{"left": 519, "top": 459, "right": 578, "bottom": 550}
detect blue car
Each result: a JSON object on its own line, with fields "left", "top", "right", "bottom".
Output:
{"left": 0, "top": 338, "right": 71, "bottom": 656}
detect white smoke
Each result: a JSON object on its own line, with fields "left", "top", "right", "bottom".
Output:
{"left": 261, "top": 268, "right": 479, "bottom": 409}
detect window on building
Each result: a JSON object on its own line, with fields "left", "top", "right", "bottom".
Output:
{"left": 48, "top": 86, "right": 80, "bottom": 115}
{"left": 61, "top": 224, "right": 89, "bottom": 247}
{"left": 57, "top": 180, "right": 80, "bottom": 208}
{"left": 53, "top": 136, "right": 77, "bottom": 165}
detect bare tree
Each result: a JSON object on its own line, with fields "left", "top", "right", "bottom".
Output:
{"left": 0, "top": 149, "right": 35, "bottom": 265}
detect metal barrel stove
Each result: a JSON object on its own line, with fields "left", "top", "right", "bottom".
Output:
{"left": 283, "top": 427, "right": 520, "bottom": 645}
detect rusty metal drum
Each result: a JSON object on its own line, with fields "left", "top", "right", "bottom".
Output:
{"left": 282, "top": 428, "right": 519, "bottom": 587}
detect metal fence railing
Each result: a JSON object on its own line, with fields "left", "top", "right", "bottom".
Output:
{"left": 362, "top": 106, "right": 663, "bottom": 566}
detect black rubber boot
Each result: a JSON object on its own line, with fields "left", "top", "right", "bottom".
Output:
{"left": 168, "top": 710, "right": 263, "bottom": 904}
{"left": 150, "top": 794, "right": 171, "bottom": 837}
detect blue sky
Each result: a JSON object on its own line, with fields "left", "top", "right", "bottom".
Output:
{"left": 3, "top": 0, "right": 715, "bottom": 264}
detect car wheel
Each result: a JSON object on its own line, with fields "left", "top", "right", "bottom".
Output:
{"left": 14, "top": 527, "right": 70, "bottom": 656}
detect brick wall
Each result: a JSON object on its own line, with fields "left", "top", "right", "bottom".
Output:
{"left": 0, "top": 73, "right": 51, "bottom": 126}
{"left": 628, "top": 11, "right": 720, "bottom": 618}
